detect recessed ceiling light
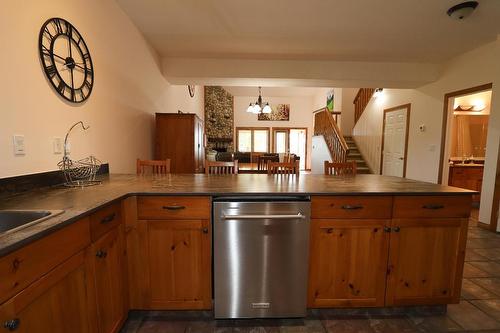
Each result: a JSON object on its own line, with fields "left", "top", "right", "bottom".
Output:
{"left": 447, "top": 1, "right": 479, "bottom": 20}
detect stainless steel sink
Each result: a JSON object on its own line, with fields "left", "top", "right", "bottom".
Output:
{"left": 0, "top": 210, "right": 65, "bottom": 235}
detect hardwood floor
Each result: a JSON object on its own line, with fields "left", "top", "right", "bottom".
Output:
{"left": 120, "top": 209, "right": 500, "bottom": 333}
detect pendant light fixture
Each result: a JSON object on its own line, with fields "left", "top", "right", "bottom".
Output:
{"left": 246, "top": 87, "right": 272, "bottom": 114}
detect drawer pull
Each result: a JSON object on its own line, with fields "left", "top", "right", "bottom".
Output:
{"left": 327, "top": 228, "right": 334, "bottom": 234}
{"left": 4, "top": 318, "right": 20, "bottom": 331}
{"left": 162, "top": 205, "right": 186, "bottom": 210}
{"left": 100, "top": 213, "right": 116, "bottom": 224}
{"left": 422, "top": 204, "right": 444, "bottom": 210}
{"left": 384, "top": 226, "right": 392, "bottom": 233}
{"left": 341, "top": 205, "right": 364, "bottom": 210}
{"left": 393, "top": 226, "right": 401, "bottom": 232}
{"left": 96, "top": 250, "right": 107, "bottom": 258}
{"left": 202, "top": 227, "right": 209, "bottom": 234}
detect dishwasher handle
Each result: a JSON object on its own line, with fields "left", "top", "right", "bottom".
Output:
{"left": 222, "top": 213, "right": 305, "bottom": 220}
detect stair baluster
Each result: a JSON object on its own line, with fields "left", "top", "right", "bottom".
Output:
{"left": 313, "top": 108, "right": 349, "bottom": 163}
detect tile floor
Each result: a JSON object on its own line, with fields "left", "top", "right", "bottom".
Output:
{"left": 121, "top": 210, "right": 500, "bottom": 333}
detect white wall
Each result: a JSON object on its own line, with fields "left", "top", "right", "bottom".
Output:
{"left": 353, "top": 39, "right": 500, "bottom": 228}
{"left": 312, "top": 88, "right": 342, "bottom": 111}
{"left": 341, "top": 88, "right": 358, "bottom": 136}
{"left": 0, "top": 0, "right": 203, "bottom": 178}
{"left": 311, "top": 136, "right": 332, "bottom": 174}
{"left": 233, "top": 95, "right": 314, "bottom": 169}
{"left": 162, "top": 85, "right": 205, "bottom": 120}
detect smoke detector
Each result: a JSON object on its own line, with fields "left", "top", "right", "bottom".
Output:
{"left": 447, "top": 1, "right": 479, "bottom": 20}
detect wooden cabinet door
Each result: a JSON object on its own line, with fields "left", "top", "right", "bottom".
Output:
{"left": 0, "top": 250, "right": 96, "bottom": 333}
{"left": 386, "top": 218, "right": 468, "bottom": 306}
{"left": 147, "top": 219, "right": 211, "bottom": 309}
{"left": 308, "top": 219, "right": 390, "bottom": 307}
{"left": 92, "top": 226, "right": 127, "bottom": 333}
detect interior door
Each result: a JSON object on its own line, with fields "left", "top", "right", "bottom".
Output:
{"left": 382, "top": 109, "right": 408, "bottom": 177}
{"left": 273, "top": 128, "right": 307, "bottom": 169}
{"left": 274, "top": 130, "right": 288, "bottom": 154}
{"left": 289, "top": 129, "right": 307, "bottom": 170}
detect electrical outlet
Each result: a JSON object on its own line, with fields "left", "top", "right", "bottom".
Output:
{"left": 53, "top": 137, "right": 63, "bottom": 154}
{"left": 13, "top": 135, "right": 26, "bottom": 155}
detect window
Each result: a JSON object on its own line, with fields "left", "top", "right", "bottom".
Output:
{"left": 236, "top": 127, "right": 270, "bottom": 153}
{"left": 237, "top": 130, "right": 252, "bottom": 152}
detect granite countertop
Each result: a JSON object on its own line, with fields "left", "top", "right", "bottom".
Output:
{"left": 0, "top": 173, "right": 474, "bottom": 256}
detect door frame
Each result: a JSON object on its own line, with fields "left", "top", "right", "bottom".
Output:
{"left": 379, "top": 103, "right": 411, "bottom": 177}
{"left": 271, "top": 127, "right": 308, "bottom": 169}
{"left": 438, "top": 83, "right": 493, "bottom": 184}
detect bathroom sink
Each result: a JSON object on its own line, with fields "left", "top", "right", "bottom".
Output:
{"left": 0, "top": 210, "right": 64, "bottom": 234}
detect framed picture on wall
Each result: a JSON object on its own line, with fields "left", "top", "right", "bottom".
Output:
{"left": 258, "top": 104, "right": 290, "bottom": 121}
{"left": 327, "top": 89, "right": 334, "bottom": 111}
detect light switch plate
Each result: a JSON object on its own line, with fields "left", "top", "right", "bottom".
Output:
{"left": 13, "top": 135, "right": 25, "bottom": 155}
{"left": 53, "top": 137, "right": 63, "bottom": 154}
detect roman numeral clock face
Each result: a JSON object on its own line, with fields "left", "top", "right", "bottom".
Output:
{"left": 38, "top": 18, "right": 94, "bottom": 103}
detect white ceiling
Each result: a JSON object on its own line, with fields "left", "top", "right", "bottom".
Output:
{"left": 116, "top": 0, "right": 500, "bottom": 63}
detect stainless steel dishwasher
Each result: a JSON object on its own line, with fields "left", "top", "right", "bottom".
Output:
{"left": 213, "top": 196, "right": 311, "bottom": 319}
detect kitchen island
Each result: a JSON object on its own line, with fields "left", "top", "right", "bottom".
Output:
{"left": 0, "top": 174, "right": 474, "bottom": 332}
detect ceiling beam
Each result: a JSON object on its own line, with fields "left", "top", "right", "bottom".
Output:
{"left": 162, "top": 57, "right": 442, "bottom": 88}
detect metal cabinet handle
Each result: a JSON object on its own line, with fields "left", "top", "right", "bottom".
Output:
{"left": 162, "top": 205, "right": 186, "bottom": 210}
{"left": 202, "top": 228, "right": 209, "bottom": 234}
{"left": 384, "top": 226, "right": 392, "bottom": 233}
{"left": 222, "top": 213, "right": 305, "bottom": 220}
{"left": 341, "top": 205, "right": 364, "bottom": 210}
{"left": 393, "top": 226, "right": 401, "bottom": 232}
{"left": 100, "top": 213, "right": 116, "bottom": 224}
{"left": 422, "top": 204, "right": 444, "bottom": 210}
{"left": 3, "top": 319, "right": 20, "bottom": 331}
{"left": 96, "top": 250, "right": 107, "bottom": 258}
{"left": 326, "top": 228, "right": 334, "bottom": 234}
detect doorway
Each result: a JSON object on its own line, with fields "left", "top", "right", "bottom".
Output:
{"left": 272, "top": 128, "right": 308, "bottom": 170}
{"left": 440, "top": 84, "right": 492, "bottom": 210}
{"left": 380, "top": 104, "right": 411, "bottom": 177}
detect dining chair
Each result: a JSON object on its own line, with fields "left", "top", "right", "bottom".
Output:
{"left": 258, "top": 155, "right": 278, "bottom": 171}
{"left": 136, "top": 159, "right": 171, "bottom": 175}
{"left": 324, "top": 161, "right": 357, "bottom": 175}
{"left": 282, "top": 153, "right": 297, "bottom": 163}
{"left": 268, "top": 161, "right": 300, "bottom": 175}
{"left": 205, "top": 160, "right": 239, "bottom": 174}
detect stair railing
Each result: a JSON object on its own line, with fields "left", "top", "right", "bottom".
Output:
{"left": 353, "top": 88, "right": 375, "bottom": 124}
{"left": 313, "top": 108, "right": 349, "bottom": 162}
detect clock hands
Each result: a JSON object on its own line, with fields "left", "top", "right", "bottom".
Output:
{"left": 56, "top": 59, "right": 85, "bottom": 71}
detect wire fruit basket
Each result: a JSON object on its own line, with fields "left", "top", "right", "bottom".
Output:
{"left": 57, "top": 121, "right": 102, "bottom": 187}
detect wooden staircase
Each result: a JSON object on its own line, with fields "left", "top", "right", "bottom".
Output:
{"left": 314, "top": 108, "right": 371, "bottom": 174}
{"left": 313, "top": 108, "right": 349, "bottom": 163}
{"left": 354, "top": 88, "right": 375, "bottom": 124}
{"left": 344, "top": 136, "right": 371, "bottom": 174}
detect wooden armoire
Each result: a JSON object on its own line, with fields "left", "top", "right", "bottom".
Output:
{"left": 155, "top": 113, "right": 205, "bottom": 173}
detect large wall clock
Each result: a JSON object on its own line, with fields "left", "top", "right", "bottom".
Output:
{"left": 38, "top": 18, "right": 94, "bottom": 103}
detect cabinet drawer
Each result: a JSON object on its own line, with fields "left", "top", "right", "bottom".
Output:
{"left": 393, "top": 196, "right": 471, "bottom": 218}
{"left": 138, "top": 196, "right": 210, "bottom": 220}
{"left": 311, "top": 196, "right": 393, "bottom": 219}
{"left": 90, "top": 202, "right": 121, "bottom": 241}
{"left": 0, "top": 218, "right": 90, "bottom": 304}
